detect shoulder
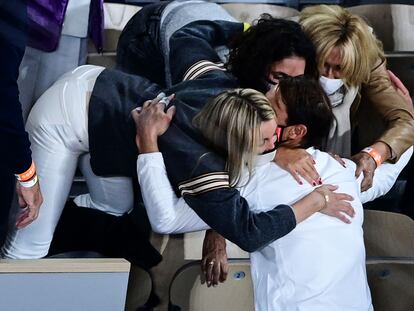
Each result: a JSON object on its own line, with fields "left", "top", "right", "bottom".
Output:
{"left": 311, "top": 149, "right": 356, "bottom": 183}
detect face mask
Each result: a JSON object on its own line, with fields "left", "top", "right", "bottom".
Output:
{"left": 274, "top": 126, "right": 288, "bottom": 148}
{"left": 319, "top": 75, "right": 344, "bottom": 95}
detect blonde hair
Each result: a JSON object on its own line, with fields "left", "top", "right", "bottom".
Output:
{"left": 193, "top": 88, "right": 275, "bottom": 186}
{"left": 299, "top": 5, "right": 384, "bottom": 86}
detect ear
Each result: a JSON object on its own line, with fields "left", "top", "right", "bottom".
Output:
{"left": 285, "top": 124, "right": 307, "bottom": 140}
{"left": 294, "top": 124, "right": 307, "bottom": 139}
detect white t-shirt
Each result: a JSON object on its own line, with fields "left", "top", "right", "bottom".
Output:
{"left": 136, "top": 146, "right": 412, "bottom": 310}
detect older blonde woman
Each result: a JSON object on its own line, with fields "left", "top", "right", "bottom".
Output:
{"left": 290, "top": 5, "right": 414, "bottom": 191}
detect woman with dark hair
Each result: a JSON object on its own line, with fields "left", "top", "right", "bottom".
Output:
{"left": 227, "top": 14, "right": 318, "bottom": 93}
{"left": 135, "top": 75, "right": 412, "bottom": 310}
{"left": 116, "top": 1, "right": 318, "bottom": 89}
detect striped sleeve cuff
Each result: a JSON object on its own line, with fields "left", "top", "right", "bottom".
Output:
{"left": 178, "top": 172, "right": 230, "bottom": 196}
{"left": 183, "top": 60, "right": 226, "bottom": 81}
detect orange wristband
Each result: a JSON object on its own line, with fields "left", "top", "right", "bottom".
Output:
{"left": 15, "top": 161, "right": 36, "bottom": 182}
{"left": 361, "top": 147, "right": 382, "bottom": 167}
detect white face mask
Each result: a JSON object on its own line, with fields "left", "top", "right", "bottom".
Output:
{"left": 319, "top": 75, "right": 344, "bottom": 95}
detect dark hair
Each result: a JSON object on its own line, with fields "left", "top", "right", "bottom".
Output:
{"left": 278, "top": 76, "right": 333, "bottom": 149}
{"left": 227, "top": 15, "right": 318, "bottom": 94}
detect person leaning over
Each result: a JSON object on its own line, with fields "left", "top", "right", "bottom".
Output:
{"left": 297, "top": 5, "right": 414, "bottom": 191}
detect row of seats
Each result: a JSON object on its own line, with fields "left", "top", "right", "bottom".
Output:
{"left": 159, "top": 210, "right": 414, "bottom": 311}
{"left": 1, "top": 209, "right": 412, "bottom": 310}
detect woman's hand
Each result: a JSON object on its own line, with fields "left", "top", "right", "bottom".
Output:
{"left": 201, "top": 230, "right": 229, "bottom": 287}
{"left": 351, "top": 152, "right": 376, "bottom": 191}
{"left": 131, "top": 94, "right": 175, "bottom": 153}
{"left": 274, "top": 146, "right": 321, "bottom": 186}
{"left": 314, "top": 185, "right": 355, "bottom": 224}
{"left": 328, "top": 152, "right": 346, "bottom": 168}
{"left": 388, "top": 70, "right": 413, "bottom": 109}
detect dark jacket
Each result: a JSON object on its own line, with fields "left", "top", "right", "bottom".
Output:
{"left": 88, "top": 20, "right": 296, "bottom": 252}
{"left": 0, "top": 0, "right": 32, "bottom": 174}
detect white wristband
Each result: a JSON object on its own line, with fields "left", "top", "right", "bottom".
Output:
{"left": 19, "top": 175, "right": 38, "bottom": 188}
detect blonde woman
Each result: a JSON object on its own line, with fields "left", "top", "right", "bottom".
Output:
{"left": 135, "top": 88, "right": 278, "bottom": 188}
{"left": 192, "top": 89, "right": 276, "bottom": 186}
{"left": 281, "top": 5, "right": 414, "bottom": 191}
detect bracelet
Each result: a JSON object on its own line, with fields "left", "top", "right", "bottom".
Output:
{"left": 19, "top": 175, "right": 38, "bottom": 188}
{"left": 315, "top": 189, "right": 329, "bottom": 211}
{"left": 15, "top": 161, "right": 36, "bottom": 182}
{"left": 361, "top": 147, "right": 382, "bottom": 167}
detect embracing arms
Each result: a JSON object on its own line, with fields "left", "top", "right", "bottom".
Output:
{"left": 132, "top": 99, "right": 353, "bottom": 251}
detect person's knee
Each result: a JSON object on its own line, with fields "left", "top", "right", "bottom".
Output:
{"left": 1, "top": 237, "right": 51, "bottom": 259}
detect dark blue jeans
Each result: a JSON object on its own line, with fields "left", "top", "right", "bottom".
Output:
{"left": 116, "top": 2, "right": 168, "bottom": 87}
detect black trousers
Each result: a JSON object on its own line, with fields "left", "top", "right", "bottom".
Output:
{"left": 0, "top": 169, "right": 14, "bottom": 244}
{"left": 48, "top": 196, "right": 162, "bottom": 269}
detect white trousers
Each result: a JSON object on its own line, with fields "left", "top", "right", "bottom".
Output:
{"left": 2, "top": 65, "right": 134, "bottom": 259}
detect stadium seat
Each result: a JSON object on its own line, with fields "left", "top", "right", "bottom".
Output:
{"left": 363, "top": 210, "right": 414, "bottom": 258}
{"left": 86, "top": 3, "right": 141, "bottom": 69}
{"left": 367, "top": 259, "right": 414, "bottom": 311}
{"left": 222, "top": 3, "right": 298, "bottom": 23}
{"left": 348, "top": 4, "right": 414, "bottom": 99}
{"left": 169, "top": 260, "right": 253, "bottom": 311}
{"left": 364, "top": 210, "right": 414, "bottom": 311}
{"left": 125, "top": 265, "right": 153, "bottom": 311}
